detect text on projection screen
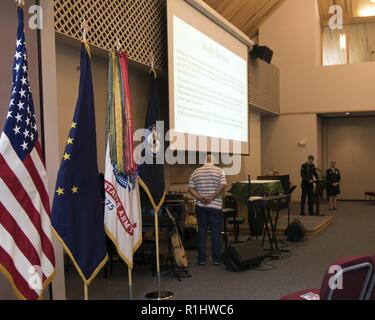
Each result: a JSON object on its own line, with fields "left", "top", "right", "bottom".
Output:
{"left": 173, "top": 16, "right": 248, "bottom": 144}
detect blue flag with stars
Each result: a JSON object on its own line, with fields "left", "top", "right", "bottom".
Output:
{"left": 52, "top": 44, "right": 108, "bottom": 285}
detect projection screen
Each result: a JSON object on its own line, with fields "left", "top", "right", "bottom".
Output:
{"left": 167, "top": 0, "right": 252, "bottom": 155}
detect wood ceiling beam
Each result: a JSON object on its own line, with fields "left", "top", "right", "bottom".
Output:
{"left": 321, "top": 15, "right": 375, "bottom": 27}
{"left": 203, "top": 0, "right": 286, "bottom": 39}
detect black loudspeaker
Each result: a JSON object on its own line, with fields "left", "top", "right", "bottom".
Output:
{"left": 252, "top": 45, "right": 274, "bottom": 64}
{"left": 285, "top": 219, "right": 306, "bottom": 242}
{"left": 222, "top": 241, "right": 267, "bottom": 272}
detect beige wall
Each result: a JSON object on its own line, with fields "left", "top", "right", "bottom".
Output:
{"left": 259, "top": 0, "right": 375, "bottom": 114}
{"left": 324, "top": 117, "right": 375, "bottom": 200}
{"left": 262, "top": 114, "right": 320, "bottom": 201}
{"left": 317, "top": 116, "right": 323, "bottom": 169}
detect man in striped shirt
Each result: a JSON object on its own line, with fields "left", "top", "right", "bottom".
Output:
{"left": 189, "top": 154, "right": 227, "bottom": 265}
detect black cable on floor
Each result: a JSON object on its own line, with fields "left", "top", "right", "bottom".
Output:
{"left": 274, "top": 250, "right": 293, "bottom": 260}
{"left": 252, "top": 258, "right": 277, "bottom": 271}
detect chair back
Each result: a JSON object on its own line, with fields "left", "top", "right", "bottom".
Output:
{"left": 319, "top": 256, "right": 374, "bottom": 300}
{"left": 224, "top": 195, "right": 238, "bottom": 211}
{"left": 365, "top": 255, "right": 375, "bottom": 300}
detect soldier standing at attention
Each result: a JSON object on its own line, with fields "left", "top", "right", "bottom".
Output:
{"left": 326, "top": 161, "right": 341, "bottom": 211}
{"left": 300, "top": 155, "right": 319, "bottom": 216}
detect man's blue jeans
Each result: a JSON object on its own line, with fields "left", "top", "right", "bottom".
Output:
{"left": 196, "top": 206, "right": 223, "bottom": 263}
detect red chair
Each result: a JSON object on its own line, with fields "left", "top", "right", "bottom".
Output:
{"left": 280, "top": 256, "right": 375, "bottom": 300}
{"left": 365, "top": 255, "right": 375, "bottom": 300}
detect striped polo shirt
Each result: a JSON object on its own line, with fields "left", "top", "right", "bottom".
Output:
{"left": 189, "top": 163, "right": 227, "bottom": 210}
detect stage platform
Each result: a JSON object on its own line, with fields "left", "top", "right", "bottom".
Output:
{"left": 276, "top": 214, "right": 334, "bottom": 236}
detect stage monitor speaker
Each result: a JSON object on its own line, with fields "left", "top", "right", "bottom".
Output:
{"left": 285, "top": 219, "right": 306, "bottom": 242}
{"left": 252, "top": 45, "right": 274, "bottom": 64}
{"left": 222, "top": 241, "right": 267, "bottom": 272}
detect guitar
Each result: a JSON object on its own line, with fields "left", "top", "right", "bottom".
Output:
{"left": 165, "top": 208, "right": 189, "bottom": 269}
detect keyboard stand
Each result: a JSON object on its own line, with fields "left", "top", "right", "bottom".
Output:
{"left": 249, "top": 196, "right": 291, "bottom": 258}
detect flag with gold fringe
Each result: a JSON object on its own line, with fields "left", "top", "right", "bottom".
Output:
{"left": 104, "top": 51, "right": 142, "bottom": 269}
{"left": 0, "top": 4, "right": 55, "bottom": 300}
{"left": 139, "top": 75, "right": 165, "bottom": 212}
{"left": 51, "top": 43, "right": 108, "bottom": 285}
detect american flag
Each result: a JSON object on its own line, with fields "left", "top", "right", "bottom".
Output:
{"left": 0, "top": 6, "right": 55, "bottom": 300}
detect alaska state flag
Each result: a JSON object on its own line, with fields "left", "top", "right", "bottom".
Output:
{"left": 139, "top": 75, "right": 165, "bottom": 211}
{"left": 52, "top": 44, "right": 108, "bottom": 285}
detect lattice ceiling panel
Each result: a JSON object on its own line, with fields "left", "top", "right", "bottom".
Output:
{"left": 54, "top": 0, "right": 167, "bottom": 71}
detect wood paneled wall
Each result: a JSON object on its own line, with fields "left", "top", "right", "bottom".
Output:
{"left": 319, "top": 0, "right": 375, "bottom": 23}
{"left": 323, "top": 22, "right": 375, "bottom": 65}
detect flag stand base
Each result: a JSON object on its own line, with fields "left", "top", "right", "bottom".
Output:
{"left": 145, "top": 291, "right": 174, "bottom": 300}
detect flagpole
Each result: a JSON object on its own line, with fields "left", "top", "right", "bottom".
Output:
{"left": 81, "top": 20, "right": 90, "bottom": 304}
{"left": 144, "top": 206, "right": 173, "bottom": 300}
{"left": 128, "top": 268, "right": 134, "bottom": 300}
{"left": 84, "top": 283, "right": 89, "bottom": 301}
{"left": 154, "top": 208, "right": 161, "bottom": 298}
{"left": 144, "top": 62, "right": 173, "bottom": 300}
{"left": 149, "top": 56, "right": 162, "bottom": 299}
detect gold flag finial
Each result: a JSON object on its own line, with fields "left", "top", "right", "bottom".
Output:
{"left": 15, "top": 0, "right": 25, "bottom": 7}
{"left": 81, "top": 20, "right": 91, "bottom": 58}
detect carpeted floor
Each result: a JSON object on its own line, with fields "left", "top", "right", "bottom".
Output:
{"left": 64, "top": 201, "right": 375, "bottom": 300}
